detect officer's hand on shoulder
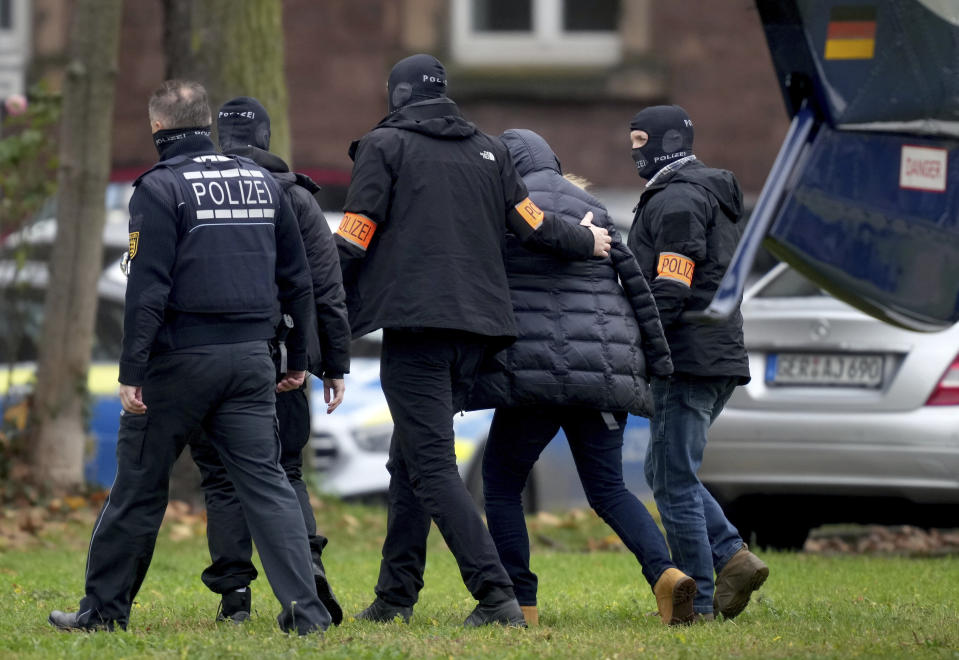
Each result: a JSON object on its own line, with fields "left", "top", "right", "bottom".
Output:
{"left": 580, "top": 212, "right": 611, "bottom": 258}
{"left": 276, "top": 370, "right": 306, "bottom": 393}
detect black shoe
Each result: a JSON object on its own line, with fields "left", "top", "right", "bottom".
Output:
{"left": 313, "top": 556, "right": 343, "bottom": 626}
{"left": 48, "top": 610, "right": 115, "bottom": 632}
{"left": 464, "top": 597, "right": 527, "bottom": 628}
{"left": 354, "top": 597, "right": 412, "bottom": 624}
{"left": 216, "top": 588, "right": 251, "bottom": 623}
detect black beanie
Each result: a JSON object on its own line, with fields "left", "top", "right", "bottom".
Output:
{"left": 387, "top": 54, "right": 448, "bottom": 113}
{"left": 217, "top": 96, "right": 271, "bottom": 151}
{"left": 629, "top": 105, "right": 694, "bottom": 179}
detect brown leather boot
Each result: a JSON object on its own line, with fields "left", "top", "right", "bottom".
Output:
{"left": 713, "top": 545, "right": 769, "bottom": 619}
{"left": 520, "top": 605, "right": 538, "bottom": 627}
{"left": 653, "top": 568, "right": 697, "bottom": 625}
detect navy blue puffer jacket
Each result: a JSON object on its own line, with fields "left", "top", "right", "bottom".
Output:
{"left": 468, "top": 129, "right": 672, "bottom": 417}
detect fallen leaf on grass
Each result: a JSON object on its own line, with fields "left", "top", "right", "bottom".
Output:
{"left": 64, "top": 496, "right": 88, "bottom": 511}
{"left": 18, "top": 507, "right": 45, "bottom": 534}
{"left": 168, "top": 523, "right": 194, "bottom": 541}
{"left": 535, "top": 512, "right": 561, "bottom": 527}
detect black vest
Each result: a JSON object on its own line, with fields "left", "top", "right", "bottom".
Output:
{"left": 151, "top": 153, "right": 283, "bottom": 316}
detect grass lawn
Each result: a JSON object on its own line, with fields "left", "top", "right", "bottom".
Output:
{"left": 0, "top": 498, "right": 957, "bottom": 659}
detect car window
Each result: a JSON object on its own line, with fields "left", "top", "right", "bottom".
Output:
{"left": 1, "top": 182, "right": 133, "bottom": 265}
{"left": 753, "top": 265, "right": 827, "bottom": 299}
{"left": 0, "top": 288, "right": 125, "bottom": 363}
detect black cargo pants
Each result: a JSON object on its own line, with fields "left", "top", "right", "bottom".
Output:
{"left": 190, "top": 384, "right": 329, "bottom": 593}
{"left": 77, "top": 341, "right": 330, "bottom": 633}
{"left": 373, "top": 328, "right": 514, "bottom": 607}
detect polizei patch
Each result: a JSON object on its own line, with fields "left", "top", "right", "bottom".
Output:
{"left": 180, "top": 166, "right": 278, "bottom": 230}
{"left": 337, "top": 212, "right": 377, "bottom": 250}
{"left": 656, "top": 252, "right": 695, "bottom": 287}
{"left": 515, "top": 197, "right": 544, "bottom": 230}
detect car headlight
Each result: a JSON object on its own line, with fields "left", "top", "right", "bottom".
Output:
{"left": 352, "top": 424, "right": 392, "bottom": 453}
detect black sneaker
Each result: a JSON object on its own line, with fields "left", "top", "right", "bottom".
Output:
{"left": 216, "top": 588, "right": 251, "bottom": 623}
{"left": 313, "top": 556, "right": 343, "bottom": 626}
{"left": 354, "top": 597, "right": 413, "bottom": 624}
{"left": 464, "top": 597, "right": 526, "bottom": 628}
{"left": 48, "top": 610, "right": 115, "bottom": 632}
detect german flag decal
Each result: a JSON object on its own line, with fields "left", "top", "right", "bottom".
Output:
{"left": 824, "top": 6, "right": 877, "bottom": 60}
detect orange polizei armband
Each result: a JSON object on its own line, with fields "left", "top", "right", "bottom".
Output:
{"left": 656, "top": 252, "right": 695, "bottom": 287}
{"left": 336, "top": 212, "right": 377, "bottom": 250}
{"left": 514, "top": 197, "right": 544, "bottom": 230}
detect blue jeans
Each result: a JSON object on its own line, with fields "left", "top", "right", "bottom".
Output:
{"left": 646, "top": 375, "right": 743, "bottom": 614}
{"left": 483, "top": 405, "right": 675, "bottom": 606}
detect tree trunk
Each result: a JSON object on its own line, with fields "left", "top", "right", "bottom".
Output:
{"left": 28, "top": 0, "right": 124, "bottom": 491}
{"left": 160, "top": 0, "right": 291, "bottom": 505}
{"left": 164, "top": 0, "right": 291, "bottom": 163}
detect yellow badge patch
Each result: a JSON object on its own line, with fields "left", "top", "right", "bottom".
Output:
{"left": 515, "top": 197, "right": 544, "bottom": 230}
{"left": 128, "top": 232, "right": 139, "bottom": 259}
{"left": 336, "top": 212, "right": 377, "bottom": 250}
{"left": 656, "top": 252, "right": 695, "bottom": 287}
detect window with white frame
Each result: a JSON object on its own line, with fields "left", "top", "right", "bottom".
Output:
{"left": 451, "top": 0, "right": 622, "bottom": 66}
{"left": 0, "top": 0, "right": 12, "bottom": 31}
{"left": 0, "top": 0, "right": 29, "bottom": 99}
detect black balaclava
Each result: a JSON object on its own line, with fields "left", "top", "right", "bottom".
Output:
{"left": 387, "top": 54, "right": 448, "bottom": 113}
{"left": 629, "top": 105, "right": 694, "bottom": 180}
{"left": 217, "top": 96, "right": 271, "bottom": 151}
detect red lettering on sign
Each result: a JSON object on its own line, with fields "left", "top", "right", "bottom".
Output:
{"left": 906, "top": 157, "right": 941, "bottom": 179}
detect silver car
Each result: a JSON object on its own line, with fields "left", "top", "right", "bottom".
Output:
{"left": 702, "top": 263, "right": 959, "bottom": 549}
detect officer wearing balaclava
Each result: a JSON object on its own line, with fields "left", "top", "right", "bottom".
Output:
{"left": 181, "top": 95, "right": 351, "bottom": 627}
{"left": 629, "top": 104, "right": 695, "bottom": 182}
{"left": 386, "top": 53, "right": 449, "bottom": 113}
{"left": 334, "top": 53, "right": 611, "bottom": 628}
{"left": 625, "top": 105, "right": 765, "bottom": 623}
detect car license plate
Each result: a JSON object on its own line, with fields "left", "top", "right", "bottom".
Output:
{"left": 766, "top": 353, "right": 884, "bottom": 388}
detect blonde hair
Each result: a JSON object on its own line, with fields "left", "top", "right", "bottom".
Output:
{"left": 563, "top": 173, "right": 593, "bottom": 191}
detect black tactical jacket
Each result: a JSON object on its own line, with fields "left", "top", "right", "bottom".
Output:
{"left": 627, "top": 159, "right": 750, "bottom": 381}
{"left": 336, "top": 98, "right": 594, "bottom": 343}
{"left": 120, "top": 132, "right": 312, "bottom": 385}
{"left": 226, "top": 145, "right": 351, "bottom": 379}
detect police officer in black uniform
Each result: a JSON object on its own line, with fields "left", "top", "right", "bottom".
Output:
{"left": 337, "top": 54, "right": 612, "bottom": 627}
{"left": 187, "top": 96, "right": 350, "bottom": 625}
{"left": 48, "top": 80, "right": 331, "bottom": 635}
{"left": 626, "top": 105, "right": 765, "bottom": 621}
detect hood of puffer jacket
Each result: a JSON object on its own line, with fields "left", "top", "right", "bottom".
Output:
{"left": 500, "top": 128, "right": 561, "bottom": 177}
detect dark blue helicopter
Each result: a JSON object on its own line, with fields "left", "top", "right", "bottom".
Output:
{"left": 703, "top": 0, "right": 959, "bottom": 332}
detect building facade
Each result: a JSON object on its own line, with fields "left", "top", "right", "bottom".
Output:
{"left": 29, "top": 0, "right": 789, "bottom": 207}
